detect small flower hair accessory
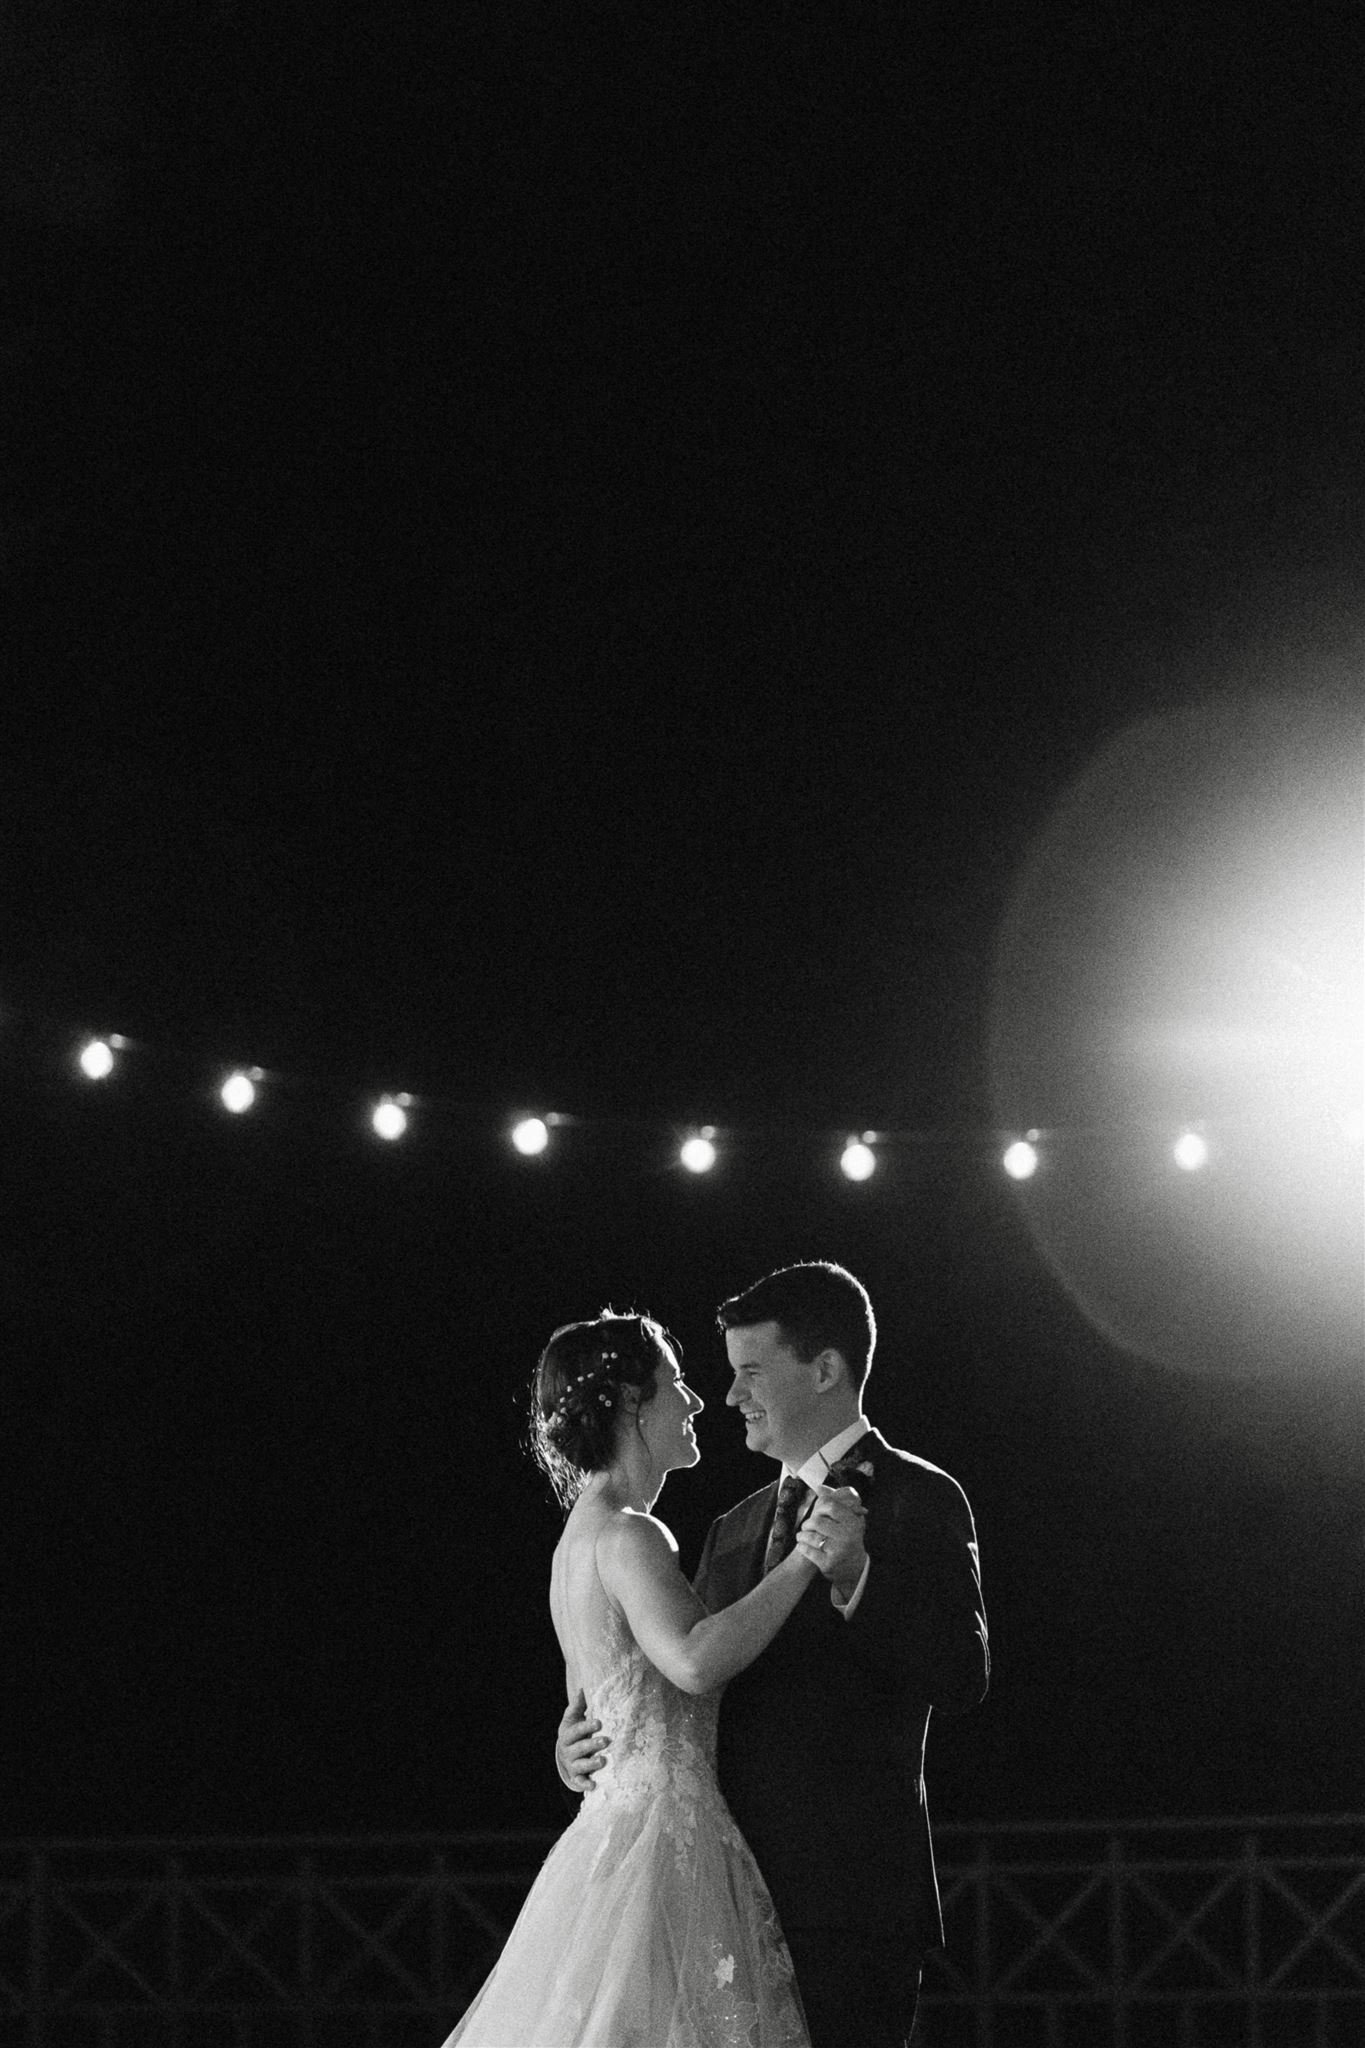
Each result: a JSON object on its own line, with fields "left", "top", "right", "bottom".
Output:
{"left": 548, "top": 1348, "right": 625, "bottom": 1428}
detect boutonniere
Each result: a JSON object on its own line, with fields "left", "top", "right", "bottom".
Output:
{"left": 825, "top": 1455, "right": 875, "bottom": 1503}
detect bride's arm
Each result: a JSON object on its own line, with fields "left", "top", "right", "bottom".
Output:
{"left": 596, "top": 1512, "right": 816, "bottom": 1695}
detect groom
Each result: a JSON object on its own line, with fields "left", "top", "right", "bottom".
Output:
{"left": 559, "top": 1260, "right": 989, "bottom": 2048}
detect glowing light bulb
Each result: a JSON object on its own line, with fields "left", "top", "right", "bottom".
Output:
{"left": 1173, "top": 1131, "right": 1208, "bottom": 1171}
{"left": 512, "top": 1116, "right": 550, "bottom": 1156}
{"left": 220, "top": 1071, "right": 257, "bottom": 1114}
{"left": 372, "top": 1097, "right": 409, "bottom": 1141}
{"left": 78, "top": 1039, "right": 115, "bottom": 1080}
{"left": 680, "top": 1129, "right": 717, "bottom": 1174}
{"left": 840, "top": 1137, "right": 877, "bottom": 1181}
{"left": 1003, "top": 1139, "right": 1039, "bottom": 1180}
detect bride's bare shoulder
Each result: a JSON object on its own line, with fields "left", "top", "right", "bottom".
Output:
{"left": 595, "top": 1506, "right": 679, "bottom": 1571}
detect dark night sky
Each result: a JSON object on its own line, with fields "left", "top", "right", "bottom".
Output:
{"left": 4, "top": 6, "right": 1362, "bottom": 1841}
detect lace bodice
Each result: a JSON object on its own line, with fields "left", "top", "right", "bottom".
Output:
{"left": 582, "top": 1607, "right": 725, "bottom": 1834}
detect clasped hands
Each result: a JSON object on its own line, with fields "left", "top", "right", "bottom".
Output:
{"left": 793, "top": 1480, "right": 868, "bottom": 1598}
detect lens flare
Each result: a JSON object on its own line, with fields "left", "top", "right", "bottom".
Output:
{"left": 990, "top": 691, "right": 1362, "bottom": 1378}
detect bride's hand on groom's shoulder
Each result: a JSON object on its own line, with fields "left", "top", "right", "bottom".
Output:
{"left": 795, "top": 1484, "right": 868, "bottom": 1598}
{"left": 556, "top": 1688, "right": 610, "bottom": 1794}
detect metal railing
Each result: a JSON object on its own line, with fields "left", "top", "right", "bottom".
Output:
{"left": 2, "top": 1817, "right": 1362, "bottom": 2046}
{"left": 921, "top": 1815, "right": 1365, "bottom": 2047}
{"left": 0, "top": 1833, "right": 542, "bottom": 2048}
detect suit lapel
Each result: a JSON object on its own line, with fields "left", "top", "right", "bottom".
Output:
{"left": 735, "top": 1481, "right": 778, "bottom": 1593}
{"left": 829, "top": 1426, "right": 881, "bottom": 1483}
{"left": 715, "top": 1483, "right": 778, "bottom": 1602}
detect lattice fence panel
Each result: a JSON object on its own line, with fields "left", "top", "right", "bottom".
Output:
{"left": 4, "top": 1821, "right": 1363, "bottom": 2046}
{"left": 919, "top": 1817, "right": 1365, "bottom": 2048}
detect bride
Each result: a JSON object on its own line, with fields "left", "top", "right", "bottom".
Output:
{"left": 439, "top": 1311, "right": 815, "bottom": 2048}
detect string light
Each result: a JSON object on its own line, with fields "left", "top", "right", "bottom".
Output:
{"left": 22, "top": 1004, "right": 1295, "bottom": 1185}
{"left": 679, "top": 1128, "right": 717, "bottom": 1174}
{"left": 220, "top": 1069, "right": 260, "bottom": 1114}
{"left": 1003, "top": 1136, "right": 1040, "bottom": 1180}
{"left": 839, "top": 1135, "right": 877, "bottom": 1181}
{"left": 371, "top": 1095, "right": 411, "bottom": 1141}
{"left": 78, "top": 1038, "right": 117, "bottom": 1080}
{"left": 1173, "top": 1131, "right": 1209, "bottom": 1171}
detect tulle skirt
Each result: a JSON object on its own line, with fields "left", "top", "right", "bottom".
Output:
{"left": 439, "top": 1779, "right": 809, "bottom": 2048}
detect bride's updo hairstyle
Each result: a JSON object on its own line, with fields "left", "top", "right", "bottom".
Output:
{"left": 531, "top": 1311, "right": 675, "bottom": 1508}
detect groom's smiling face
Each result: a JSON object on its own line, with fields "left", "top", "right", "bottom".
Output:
{"left": 723, "top": 1320, "right": 826, "bottom": 1469}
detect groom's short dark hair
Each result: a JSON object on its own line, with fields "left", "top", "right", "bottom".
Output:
{"left": 717, "top": 1261, "right": 876, "bottom": 1389}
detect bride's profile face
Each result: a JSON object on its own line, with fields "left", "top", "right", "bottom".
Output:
{"left": 642, "top": 1345, "right": 704, "bottom": 1471}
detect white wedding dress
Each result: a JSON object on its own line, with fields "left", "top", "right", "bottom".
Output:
{"left": 439, "top": 1558, "right": 809, "bottom": 2048}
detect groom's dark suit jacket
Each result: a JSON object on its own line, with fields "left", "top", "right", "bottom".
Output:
{"left": 692, "top": 1427, "right": 988, "bottom": 1955}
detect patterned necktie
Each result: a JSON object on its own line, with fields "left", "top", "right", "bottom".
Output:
{"left": 763, "top": 1473, "right": 811, "bottom": 1574}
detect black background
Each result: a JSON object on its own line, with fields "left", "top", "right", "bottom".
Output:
{"left": 4, "top": 5, "right": 1362, "bottom": 1840}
